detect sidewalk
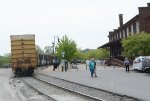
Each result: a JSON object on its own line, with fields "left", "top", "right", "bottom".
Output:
{"left": 39, "top": 64, "right": 150, "bottom": 101}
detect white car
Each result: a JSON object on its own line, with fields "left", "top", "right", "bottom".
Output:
{"left": 133, "top": 56, "right": 150, "bottom": 72}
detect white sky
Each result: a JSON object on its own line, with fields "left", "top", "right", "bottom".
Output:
{"left": 0, "top": 0, "right": 149, "bottom": 56}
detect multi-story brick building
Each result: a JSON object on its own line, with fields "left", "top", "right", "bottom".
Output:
{"left": 98, "top": 3, "right": 150, "bottom": 60}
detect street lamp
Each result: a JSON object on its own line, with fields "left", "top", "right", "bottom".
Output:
{"left": 52, "top": 35, "right": 60, "bottom": 54}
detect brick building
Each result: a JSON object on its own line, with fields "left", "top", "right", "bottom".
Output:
{"left": 98, "top": 3, "right": 150, "bottom": 60}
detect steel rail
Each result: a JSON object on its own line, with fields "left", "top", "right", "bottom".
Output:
{"left": 33, "top": 73, "right": 104, "bottom": 101}
{"left": 35, "top": 72, "right": 142, "bottom": 101}
{"left": 21, "top": 77, "right": 57, "bottom": 101}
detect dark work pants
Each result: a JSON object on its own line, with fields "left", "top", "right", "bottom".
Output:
{"left": 90, "top": 69, "right": 94, "bottom": 77}
{"left": 126, "top": 65, "right": 129, "bottom": 72}
{"left": 53, "top": 64, "right": 57, "bottom": 71}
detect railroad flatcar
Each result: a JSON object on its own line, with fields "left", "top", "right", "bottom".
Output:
{"left": 10, "top": 34, "right": 37, "bottom": 76}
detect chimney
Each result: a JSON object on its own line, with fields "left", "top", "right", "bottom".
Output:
{"left": 119, "top": 14, "right": 123, "bottom": 27}
{"left": 148, "top": 3, "right": 150, "bottom": 7}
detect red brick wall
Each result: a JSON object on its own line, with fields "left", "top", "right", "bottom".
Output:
{"left": 139, "top": 5, "right": 150, "bottom": 33}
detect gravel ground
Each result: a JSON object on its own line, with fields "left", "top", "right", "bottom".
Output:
{"left": 11, "top": 77, "right": 51, "bottom": 101}
{"left": 9, "top": 65, "right": 143, "bottom": 101}
{"left": 22, "top": 77, "right": 99, "bottom": 101}
{"left": 0, "top": 68, "right": 20, "bottom": 101}
{"left": 35, "top": 73, "right": 141, "bottom": 101}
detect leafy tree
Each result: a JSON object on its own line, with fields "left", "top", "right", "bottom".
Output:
{"left": 56, "top": 35, "right": 77, "bottom": 61}
{"left": 121, "top": 32, "right": 150, "bottom": 58}
{"left": 97, "top": 48, "right": 110, "bottom": 59}
{"left": 0, "top": 56, "right": 3, "bottom": 67}
{"left": 35, "top": 45, "right": 44, "bottom": 54}
{"left": 74, "top": 48, "right": 109, "bottom": 60}
{"left": 44, "top": 46, "right": 53, "bottom": 55}
{"left": 0, "top": 53, "right": 11, "bottom": 67}
{"left": 74, "top": 48, "right": 84, "bottom": 60}
{"left": 85, "top": 49, "right": 109, "bottom": 59}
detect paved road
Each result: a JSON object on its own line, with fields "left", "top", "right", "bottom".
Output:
{"left": 0, "top": 68, "right": 19, "bottom": 101}
{"left": 40, "top": 64, "right": 150, "bottom": 101}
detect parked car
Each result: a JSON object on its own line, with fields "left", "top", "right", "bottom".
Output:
{"left": 70, "top": 59, "right": 84, "bottom": 64}
{"left": 133, "top": 56, "right": 150, "bottom": 72}
{"left": 2, "top": 63, "right": 11, "bottom": 68}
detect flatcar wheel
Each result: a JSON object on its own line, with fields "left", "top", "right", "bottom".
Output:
{"left": 27, "top": 68, "right": 34, "bottom": 76}
{"left": 15, "top": 68, "right": 22, "bottom": 76}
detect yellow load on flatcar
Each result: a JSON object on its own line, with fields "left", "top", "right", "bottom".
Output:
{"left": 10, "top": 34, "right": 37, "bottom": 76}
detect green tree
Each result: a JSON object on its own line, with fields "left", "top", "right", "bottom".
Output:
{"left": 98, "top": 48, "right": 110, "bottom": 59}
{"left": 44, "top": 46, "right": 53, "bottom": 55}
{"left": 56, "top": 35, "right": 77, "bottom": 61}
{"left": 0, "top": 56, "right": 4, "bottom": 67}
{"left": 75, "top": 48, "right": 110, "bottom": 60}
{"left": 35, "top": 45, "right": 44, "bottom": 54}
{"left": 86, "top": 49, "right": 109, "bottom": 59}
{"left": 121, "top": 32, "right": 150, "bottom": 58}
{"left": 74, "top": 48, "right": 84, "bottom": 60}
{"left": 0, "top": 53, "right": 11, "bottom": 67}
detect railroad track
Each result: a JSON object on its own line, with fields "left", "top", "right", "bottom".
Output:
{"left": 21, "top": 77, "right": 57, "bottom": 101}
{"left": 21, "top": 75, "right": 104, "bottom": 101}
{"left": 33, "top": 72, "right": 142, "bottom": 101}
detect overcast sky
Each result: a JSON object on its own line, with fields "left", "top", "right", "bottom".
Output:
{"left": 0, "top": 0, "right": 149, "bottom": 56}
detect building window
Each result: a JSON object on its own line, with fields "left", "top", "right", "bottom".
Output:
{"left": 129, "top": 25, "right": 131, "bottom": 33}
{"left": 117, "top": 32, "right": 120, "bottom": 39}
{"left": 131, "top": 24, "right": 134, "bottom": 35}
{"left": 123, "top": 29, "right": 125, "bottom": 38}
{"left": 121, "top": 31, "right": 123, "bottom": 38}
{"left": 127, "top": 27, "right": 129, "bottom": 36}
{"left": 133, "top": 22, "right": 136, "bottom": 33}
{"left": 110, "top": 36, "right": 112, "bottom": 41}
{"left": 136, "top": 21, "right": 139, "bottom": 33}
{"left": 119, "top": 31, "right": 122, "bottom": 39}
{"left": 115, "top": 34, "right": 117, "bottom": 39}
